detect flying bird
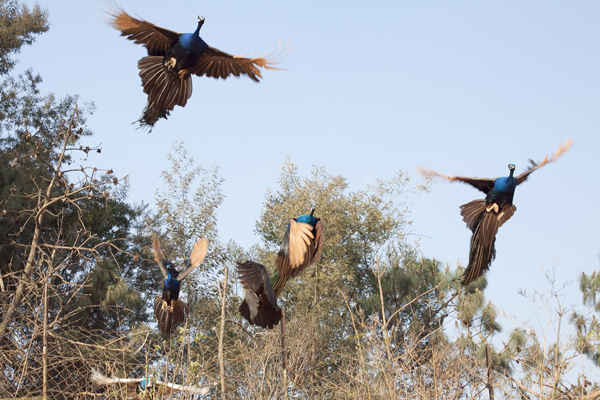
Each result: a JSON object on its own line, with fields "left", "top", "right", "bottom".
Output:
{"left": 238, "top": 207, "right": 324, "bottom": 329}
{"left": 153, "top": 237, "right": 208, "bottom": 334}
{"left": 106, "top": 7, "right": 286, "bottom": 130}
{"left": 419, "top": 140, "right": 572, "bottom": 286}
{"left": 91, "top": 368, "right": 209, "bottom": 399}
{"left": 237, "top": 261, "right": 281, "bottom": 329}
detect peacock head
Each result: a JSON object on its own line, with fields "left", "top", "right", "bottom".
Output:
{"left": 197, "top": 16, "right": 205, "bottom": 27}
{"left": 507, "top": 164, "right": 516, "bottom": 178}
{"left": 163, "top": 260, "right": 180, "bottom": 279}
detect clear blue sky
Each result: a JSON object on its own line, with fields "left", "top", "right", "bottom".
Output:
{"left": 16, "top": 0, "right": 600, "bottom": 378}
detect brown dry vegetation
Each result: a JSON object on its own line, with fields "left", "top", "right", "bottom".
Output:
{"left": 2, "top": 0, "right": 600, "bottom": 399}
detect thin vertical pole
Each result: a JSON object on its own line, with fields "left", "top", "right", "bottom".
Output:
{"left": 218, "top": 264, "right": 228, "bottom": 399}
{"left": 281, "top": 306, "right": 288, "bottom": 400}
{"left": 42, "top": 278, "right": 48, "bottom": 400}
{"left": 485, "top": 344, "right": 494, "bottom": 400}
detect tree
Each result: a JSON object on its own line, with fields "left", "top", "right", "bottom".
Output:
{"left": 0, "top": 2, "right": 153, "bottom": 396}
{"left": 0, "top": 0, "right": 48, "bottom": 75}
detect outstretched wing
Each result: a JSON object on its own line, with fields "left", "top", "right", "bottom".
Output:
{"left": 237, "top": 261, "right": 276, "bottom": 313}
{"left": 515, "top": 139, "right": 572, "bottom": 185}
{"left": 419, "top": 167, "right": 495, "bottom": 194}
{"left": 178, "top": 238, "right": 208, "bottom": 281}
{"left": 91, "top": 368, "right": 143, "bottom": 385}
{"left": 91, "top": 368, "right": 208, "bottom": 397}
{"left": 154, "top": 381, "right": 210, "bottom": 396}
{"left": 189, "top": 43, "right": 289, "bottom": 82}
{"left": 275, "top": 220, "right": 314, "bottom": 277}
{"left": 152, "top": 237, "right": 168, "bottom": 280}
{"left": 105, "top": 6, "right": 180, "bottom": 56}
{"left": 237, "top": 261, "right": 281, "bottom": 329}
{"left": 91, "top": 368, "right": 141, "bottom": 399}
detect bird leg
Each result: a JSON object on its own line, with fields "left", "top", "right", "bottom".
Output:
{"left": 486, "top": 203, "right": 499, "bottom": 213}
{"left": 161, "top": 299, "right": 169, "bottom": 312}
{"left": 171, "top": 299, "right": 177, "bottom": 312}
{"left": 178, "top": 69, "right": 189, "bottom": 79}
{"left": 164, "top": 57, "right": 177, "bottom": 70}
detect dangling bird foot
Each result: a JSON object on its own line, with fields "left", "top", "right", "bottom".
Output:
{"left": 164, "top": 57, "right": 177, "bottom": 69}
{"left": 178, "top": 69, "right": 189, "bottom": 79}
{"left": 486, "top": 203, "right": 499, "bottom": 213}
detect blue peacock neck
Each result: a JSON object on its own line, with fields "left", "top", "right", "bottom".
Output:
{"left": 494, "top": 167, "right": 516, "bottom": 194}
{"left": 179, "top": 18, "right": 205, "bottom": 51}
{"left": 164, "top": 269, "right": 181, "bottom": 290}
{"left": 296, "top": 208, "right": 317, "bottom": 226}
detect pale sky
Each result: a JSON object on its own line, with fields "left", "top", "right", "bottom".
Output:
{"left": 15, "top": 0, "right": 600, "bottom": 380}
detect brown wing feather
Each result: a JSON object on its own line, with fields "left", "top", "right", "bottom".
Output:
{"left": 312, "top": 220, "right": 325, "bottom": 264}
{"left": 105, "top": 6, "right": 180, "bottom": 56}
{"left": 515, "top": 139, "right": 573, "bottom": 185}
{"left": 178, "top": 238, "right": 208, "bottom": 280}
{"left": 287, "top": 220, "right": 316, "bottom": 277}
{"left": 418, "top": 167, "right": 495, "bottom": 194}
{"left": 237, "top": 261, "right": 281, "bottom": 329}
{"left": 152, "top": 237, "right": 168, "bottom": 279}
{"left": 190, "top": 43, "right": 289, "bottom": 81}
{"left": 497, "top": 204, "right": 517, "bottom": 229}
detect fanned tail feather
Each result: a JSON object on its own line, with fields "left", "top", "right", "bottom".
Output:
{"left": 138, "top": 56, "right": 193, "bottom": 112}
{"left": 460, "top": 202, "right": 517, "bottom": 286}
{"left": 462, "top": 231, "right": 496, "bottom": 286}
{"left": 153, "top": 295, "right": 188, "bottom": 334}
{"left": 136, "top": 103, "right": 171, "bottom": 131}
{"left": 460, "top": 199, "right": 486, "bottom": 231}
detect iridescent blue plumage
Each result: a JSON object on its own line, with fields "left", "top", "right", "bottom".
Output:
{"left": 139, "top": 378, "right": 150, "bottom": 391}
{"left": 296, "top": 212, "right": 317, "bottom": 225}
{"left": 164, "top": 268, "right": 181, "bottom": 291}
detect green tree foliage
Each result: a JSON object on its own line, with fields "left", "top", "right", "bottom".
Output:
{"left": 0, "top": 2, "right": 154, "bottom": 395}
{"left": 255, "top": 159, "right": 428, "bottom": 312}
{"left": 251, "top": 159, "right": 461, "bottom": 390}
{"left": 572, "top": 258, "right": 600, "bottom": 367}
{"left": 152, "top": 141, "right": 238, "bottom": 306}
{"left": 0, "top": 0, "right": 48, "bottom": 75}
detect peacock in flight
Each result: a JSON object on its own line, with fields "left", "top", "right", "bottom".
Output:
{"left": 419, "top": 140, "right": 572, "bottom": 286}
{"left": 91, "top": 368, "right": 209, "bottom": 399}
{"left": 106, "top": 6, "right": 286, "bottom": 130}
{"left": 152, "top": 237, "right": 207, "bottom": 335}
{"left": 238, "top": 207, "right": 324, "bottom": 329}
